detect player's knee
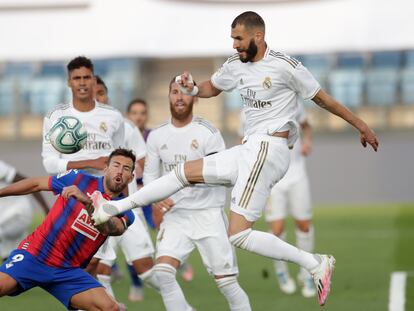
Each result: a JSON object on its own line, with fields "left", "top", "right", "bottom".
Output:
{"left": 0, "top": 274, "right": 17, "bottom": 296}
{"left": 133, "top": 257, "right": 154, "bottom": 274}
{"left": 229, "top": 228, "right": 252, "bottom": 249}
{"left": 102, "top": 300, "right": 122, "bottom": 311}
{"left": 269, "top": 220, "right": 285, "bottom": 236}
{"left": 154, "top": 263, "right": 177, "bottom": 285}
{"left": 295, "top": 220, "right": 311, "bottom": 232}
{"left": 183, "top": 160, "right": 204, "bottom": 183}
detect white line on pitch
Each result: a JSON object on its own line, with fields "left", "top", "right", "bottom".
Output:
{"left": 388, "top": 271, "right": 407, "bottom": 311}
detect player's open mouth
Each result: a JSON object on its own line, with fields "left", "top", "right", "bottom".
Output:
{"left": 114, "top": 177, "right": 122, "bottom": 183}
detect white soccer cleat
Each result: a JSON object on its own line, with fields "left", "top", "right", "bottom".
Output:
{"left": 297, "top": 272, "right": 317, "bottom": 298}
{"left": 276, "top": 271, "right": 296, "bottom": 294}
{"left": 88, "top": 190, "right": 116, "bottom": 225}
{"left": 310, "top": 254, "right": 336, "bottom": 306}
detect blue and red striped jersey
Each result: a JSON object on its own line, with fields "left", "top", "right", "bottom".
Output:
{"left": 18, "top": 169, "right": 134, "bottom": 269}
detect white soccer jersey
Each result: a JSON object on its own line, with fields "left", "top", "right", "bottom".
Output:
{"left": 144, "top": 116, "right": 226, "bottom": 210}
{"left": 124, "top": 118, "right": 146, "bottom": 160}
{"left": 42, "top": 101, "right": 125, "bottom": 175}
{"left": 211, "top": 47, "right": 320, "bottom": 146}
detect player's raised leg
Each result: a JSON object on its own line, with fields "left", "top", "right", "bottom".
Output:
{"left": 91, "top": 159, "right": 204, "bottom": 224}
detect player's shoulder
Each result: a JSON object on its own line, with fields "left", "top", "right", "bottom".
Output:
{"left": 146, "top": 121, "right": 170, "bottom": 143}
{"left": 57, "top": 169, "right": 98, "bottom": 181}
{"left": 192, "top": 116, "right": 219, "bottom": 134}
{"left": 96, "top": 103, "right": 123, "bottom": 118}
{"left": 45, "top": 103, "right": 71, "bottom": 119}
{"left": 224, "top": 53, "right": 241, "bottom": 66}
{"left": 267, "top": 49, "right": 300, "bottom": 69}
{"left": 151, "top": 121, "right": 170, "bottom": 134}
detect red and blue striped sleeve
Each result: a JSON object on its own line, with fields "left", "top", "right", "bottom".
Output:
{"left": 50, "top": 169, "right": 82, "bottom": 195}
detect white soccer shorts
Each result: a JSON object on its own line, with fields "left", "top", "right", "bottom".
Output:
{"left": 203, "top": 134, "right": 290, "bottom": 222}
{"left": 156, "top": 208, "right": 238, "bottom": 276}
{"left": 265, "top": 168, "right": 312, "bottom": 222}
{"left": 94, "top": 210, "right": 154, "bottom": 266}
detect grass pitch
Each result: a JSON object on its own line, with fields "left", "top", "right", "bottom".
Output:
{"left": 1, "top": 203, "right": 413, "bottom": 310}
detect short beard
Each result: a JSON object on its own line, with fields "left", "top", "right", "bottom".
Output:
{"left": 239, "top": 39, "right": 258, "bottom": 63}
{"left": 105, "top": 178, "right": 126, "bottom": 194}
{"left": 170, "top": 101, "right": 194, "bottom": 121}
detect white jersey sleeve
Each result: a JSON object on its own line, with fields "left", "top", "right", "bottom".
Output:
{"left": 211, "top": 54, "right": 239, "bottom": 92}
{"left": 204, "top": 130, "right": 226, "bottom": 156}
{"left": 42, "top": 113, "right": 70, "bottom": 174}
{"left": 0, "top": 160, "right": 16, "bottom": 183}
{"left": 143, "top": 131, "right": 162, "bottom": 185}
{"left": 124, "top": 119, "right": 146, "bottom": 160}
{"left": 286, "top": 63, "right": 321, "bottom": 101}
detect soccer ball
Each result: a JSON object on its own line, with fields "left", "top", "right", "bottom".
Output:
{"left": 48, "top": 116, "right": 87, "bottom": 154}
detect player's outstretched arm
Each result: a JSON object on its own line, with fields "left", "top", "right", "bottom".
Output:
{"left": 0, "top": 177, "right": 50, "bottom": 197}
{"left": 300, "top": 120, "right": 312, "bottom": 156}
{"left": 67, "top": 156, "right": 109, "bottom": 171}
{"left": 177, "top": 71, "right": 221, "bottom": 98}
{"left": 312, "top": 89, "right": 379, "bottom": 151}
{"left": 13, "top": 173, "right": 50, "bottom": 214}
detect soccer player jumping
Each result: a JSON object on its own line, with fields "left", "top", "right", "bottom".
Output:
{"left": 91, "top": 11, "right": 379, "bottom": 306}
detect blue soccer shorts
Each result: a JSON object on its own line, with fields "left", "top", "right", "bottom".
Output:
{"left": 0, "top": 249, "right": 102, "bottom": 310}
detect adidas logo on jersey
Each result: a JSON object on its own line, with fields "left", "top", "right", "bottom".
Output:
{"left": 161, "top": 144, "right": 168, "bottom": 150}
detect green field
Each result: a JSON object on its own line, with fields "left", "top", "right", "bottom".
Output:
{"left": 1, "top": 203, "right": 413, "bottom": 311}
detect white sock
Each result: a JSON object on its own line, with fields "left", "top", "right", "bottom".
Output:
{"left": 296, "top": 226, "right": 315, "bottom": 277}
{"left": 139, "top": 267, "right": 160, "bottom": 292}
{"left": 272, "top": 230, "right": 289, "bottom": 275}
{"left": 97, "top": 274, "right": 115, "bottom": 298}
{"left": 230, "top": 229, "right": 320, "bottom": 272}
{"left": 110, "top": 164, "right": 189, "bottom": 215}
{"left": 216, "top": 276, "right": 251, "bottom": 311}
{"left": 154, "top": 263, "right": 193, "bottom": 311}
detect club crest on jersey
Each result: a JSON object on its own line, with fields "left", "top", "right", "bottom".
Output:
{"left": 100, "top": 122, "right": 108, "bottom": 133}
{"left": 263, "top": 77, "right": 272, "bottom": 90}
{"left": 71, "top": 209, "right": 100, "bottom": 240}
{"left": 191, "top": 139, "right": 199, "bottom": 150}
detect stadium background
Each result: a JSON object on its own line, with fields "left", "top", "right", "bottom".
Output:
{"left": 0, "top": 0, "right": 413, "bottom": 310}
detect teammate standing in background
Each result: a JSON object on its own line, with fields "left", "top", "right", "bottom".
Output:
{"left": 127, "top": 98, "right": 195, "bottom": 283}
{"left": 42, "top": 56, "right": 125, "bottom": 176}
{"left": 264, "top": 102, "right": 316, "bottom": 297}
{"left": 0, "top": 149, "right": 136, "bottom": 310}
{"left": 0, "top": 160, "right": 49, "bottom": 262}
{"left": 126, "top": 98, "right": 157, "bottom": 228}
{"left": 145, "top": 77, "right": 250, "bottom": 311}
{"left": 93, "top": 77, "right": 160, "bottom": 302}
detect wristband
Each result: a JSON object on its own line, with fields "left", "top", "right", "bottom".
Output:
{"left": 175, "top": 75, "right": 199, "bottom": 96}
